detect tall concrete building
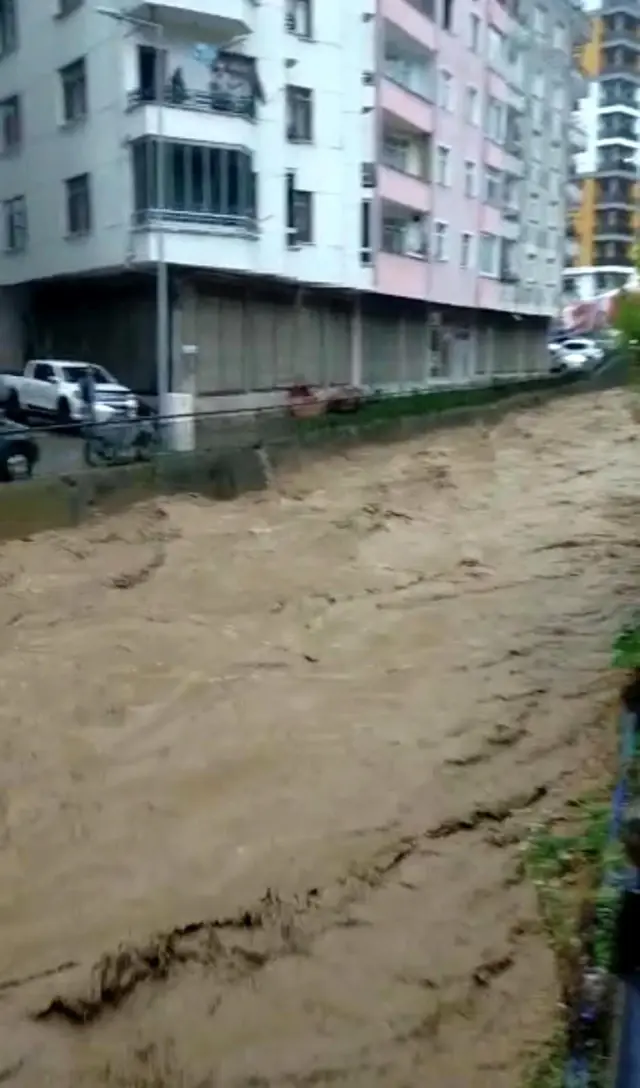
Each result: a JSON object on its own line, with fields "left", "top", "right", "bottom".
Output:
{"left": 0, "top": 0, "right": 586, "bottom": 401}
{"left": 565, "top": 0, "right": 640, "bottom": 301}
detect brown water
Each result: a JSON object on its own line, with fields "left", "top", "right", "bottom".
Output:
{"left": 0, "top": 389, "right": 637, "bottom": 1086}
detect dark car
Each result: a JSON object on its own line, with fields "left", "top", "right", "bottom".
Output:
{"left": 0, "top": 416, "right": 39, "bottom": 481}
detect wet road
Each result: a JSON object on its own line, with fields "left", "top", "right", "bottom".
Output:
{"left": 0, "top": 388, "right": 636, "bottom": 1087}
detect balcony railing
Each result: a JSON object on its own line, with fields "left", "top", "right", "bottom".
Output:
{"left": 382, "top": 60, "right": 434, "bottom": 102}
{"left": 603, "top": 26, "right": 640, "bottom": 46}
{"left": 382, "top": 220, "right": 428, "bottom": 258}
{"left": 127, "top": 86, "right": 256, "bottom": 120}
{"left": 131, "top": 207, "right": 259, "bottom": 234}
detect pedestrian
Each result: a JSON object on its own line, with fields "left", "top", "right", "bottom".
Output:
{"left": 79, "top": 365, "right": 98, "bottom": 460}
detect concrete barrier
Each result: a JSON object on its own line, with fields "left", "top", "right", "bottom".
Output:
{"left": 0, "top": 446, "right": 270, "bottom": 542}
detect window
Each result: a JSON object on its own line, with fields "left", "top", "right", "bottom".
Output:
{"left": 382, "top": 212, "right": 427, "bottom": 257}
{"left": 285, "top": 0, "right": 312, "bottom": 39}
{"left": 65, "top": 173, "right": 92, "bottom": 236}
{"left": 286, "top": 85, "right": 313, "bottom": 141}
{"left": 131, "top": 139, "right": 257, "bottom": 228}
{"left": 33, "top": 363, "right": 54, "bottom": 382}
{"left": 57, "top": 0, "right": 83, "bottom": 15}
{"left": 460, "top": 231, "right": 473, "bottom": 268}
{"left": 438, "top": 69, "right": 453, "bottom": 110}
{"left": 488, "top": 26, "right": 504, "bottom": 69}
{"left": 441, "top": 0, "right": 453, "bottom": 32}
{"left": 0, "top": 0, "right": 17, "bottom": 58}
{"left": 286, "top": 176, "right": 313, "bottom": 245}
{"left": 464, "top": 85, "right": 479, "bottom": 125}
{"left": 0, "top": 94, "right": 20, "bottom": 152}
{"left": 59, "top": 58, "right": 87, "bottom": 125}
{"left": 479, "top": 232, "right": 498, "bottom": 275}
{"left": 469, "top": 13, "right": 480, "bottom": 52}
{"left": 463, "top": 159, "right": 476, "bottom": 197}
{"left": 503, "top": 174, "right": 519, "bottom": 210}
{"left": 360, "top": 199, "right": 371, "bottom": 261}
{"left": 435, "top": 144, "right": 451, "bottom": 186}
{"left": 3, "top": 195, "right": 26, "bottom": 252}
{"left": 432, "top": 221, "right": 448, "bottom": 261}
{"left": 484, "top": 166, "right": 502, "bottom": 205}
{"left": 485, "top": 97, "right": 505, "bottom": 143}
{"left": 383, "top": 133, "right": 411, "bottom": 173}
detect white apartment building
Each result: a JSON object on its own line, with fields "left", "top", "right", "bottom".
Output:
{"left": 0, "top": 0, "right": 583, "bottom": 398}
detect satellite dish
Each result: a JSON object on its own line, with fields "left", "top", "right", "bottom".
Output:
{"left": 192, "top": 43, "right": 218, "bottom": 66}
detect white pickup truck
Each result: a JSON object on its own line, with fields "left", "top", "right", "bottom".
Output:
{"left": 0, "top": 360, "right": 138, "bottom": 425}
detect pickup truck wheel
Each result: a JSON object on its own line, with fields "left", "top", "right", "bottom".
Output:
{"left": 56, "top": 397, "right": 71, "bottom": 427}
{"left": 0, "top": 444, "right": 33, "bottom": 482}
{"left": 5, "top": 390, "right": 22, "bottom": 421}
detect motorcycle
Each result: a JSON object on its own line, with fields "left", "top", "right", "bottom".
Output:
{"left": 83, "top": 411, "right": 159, "bottom": 467}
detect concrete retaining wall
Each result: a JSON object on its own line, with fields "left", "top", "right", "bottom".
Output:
{"left": 0, "top": 371, "right": 622, "bottom": 542}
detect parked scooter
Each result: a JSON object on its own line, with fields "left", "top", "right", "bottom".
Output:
{"left": 83, "top": 411, "right": 159, "bottom": 467}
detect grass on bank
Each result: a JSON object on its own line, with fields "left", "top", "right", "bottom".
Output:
{"left": 521, "top": 793, "right": 621, "bottom": 1088}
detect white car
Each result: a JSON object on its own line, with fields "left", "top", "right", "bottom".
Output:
{"left": 0, "top": 360, "right": 138, "bottom": 425}
{"left": 550, "top": 338, "right": 603, "bottom": 373}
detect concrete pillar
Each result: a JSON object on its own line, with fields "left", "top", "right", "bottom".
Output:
{"left": 350, "top": 295, "right": 362, "bottom": 386}
{"left": 469, "top": 322, "right": 479, "bottom": 380}
{"left": 485, "top": 326, "right": 495, "bottom": 378}
{"left": 398, "top": 316, "right": 407, "bottom": 387}
{"left": 164, "top": 280, "right": 197, "bottom": 451}
{"left": 171, "top": 280, "right": 198, "bottom": 398}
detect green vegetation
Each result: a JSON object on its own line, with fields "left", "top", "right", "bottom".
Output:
{"left": 294, "top": 373, "right": 579, "bottom": 435}
{"left": 522, "top": 794, "right": 619, "bottom": 1088}
{"left": 611, "top": 292, "right": 640, "bottom": 384}
{"left": 612, "top": 618, "right": 640, "bottom": 670}
{"left": 522, "top": 1027, "right": 566, "bottom": 1088}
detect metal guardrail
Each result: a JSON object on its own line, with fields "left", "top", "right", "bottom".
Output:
{"left": 0, "top": 372, "right": 588, "bottom": 478}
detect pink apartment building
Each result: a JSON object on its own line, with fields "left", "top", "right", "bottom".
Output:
{"left": 365, "top": 0, "right": 586, "bottom": 380}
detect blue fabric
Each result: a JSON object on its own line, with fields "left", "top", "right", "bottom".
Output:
{"left": 611, "top": 709, "right": 640, "bottom": 1088}
{"left": 565, "top": 708, "right": 639, "bottom": 1087}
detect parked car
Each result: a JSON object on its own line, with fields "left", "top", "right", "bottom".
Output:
{"left": 549, "top": 338, "right": 604, "bottom": 374}
{"left": 0, "top": 416, "right": 39, "bottom": 481}
{"left": 0, "top": 360, "right": 138, "bottom": 426}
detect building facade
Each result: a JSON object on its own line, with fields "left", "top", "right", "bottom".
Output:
{"left": 0, "top": 0, "right": 586, "bottom": 400}
{"left": 565, "top": 0, "right": 640, "bottom": 302}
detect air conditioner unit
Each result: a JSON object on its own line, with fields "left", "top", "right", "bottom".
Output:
{"left": 360, "top": 247, "right": 372, "bottom": 265}
{"left": 362, "top": 71, "right": 375, "bottom": 86}
{"left": 284, "top": 11, "right": 296, "bottom": 32}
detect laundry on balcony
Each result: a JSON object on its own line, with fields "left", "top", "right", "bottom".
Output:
{"left": 209, "top": 50, "right": 265, "bottom": 108}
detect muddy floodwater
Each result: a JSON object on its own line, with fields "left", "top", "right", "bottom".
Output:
{"left": 0, "top": 389, "right": 638, "bottom": 1086}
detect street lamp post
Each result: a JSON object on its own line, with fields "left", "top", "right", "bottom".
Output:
{"left": 96, "top": 5, "right": 169, "bottom": 429}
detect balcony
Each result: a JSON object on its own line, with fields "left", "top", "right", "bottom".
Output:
{"left": 381, "top": 23, "right": 435, "bottom": 131}
{"left": 378, "top": 125, "right": 431, "bottom": 211}
{"left": 132, "top": 207, "right": 258, "bottom": 237}
{"left": 380, "top": 0, "right": 435, "bottom": 50}
{"left": 603, "top": 23, "right": 640, "bottom": 47}
{"left": 125, "top": 42, "right": 262, "bottom": 143}
{"left": 381, "top": 202, "right": 429, "bottom": 260}
{"left": 599, "top": 63, "right": 640, "bottom": 81}
{"left": 569, "top": 112, "right": 588, "bottom": 151}
{"left": 602, "top": 0, "right": 640, "bottom": 13}
{"left": 126, "top": 0, "right": 255, "bottom": 36}
{"left": 128, "top": 85, "right": 256, "bottom": 120}
{"left": 130, "top": 137, "right": 258, "bottom": 238}
{"left": 567, "top": 179, "right": 582, "bottom": 206}
{"left": 595, "top": 195, "right": 634, "bottom": 208}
